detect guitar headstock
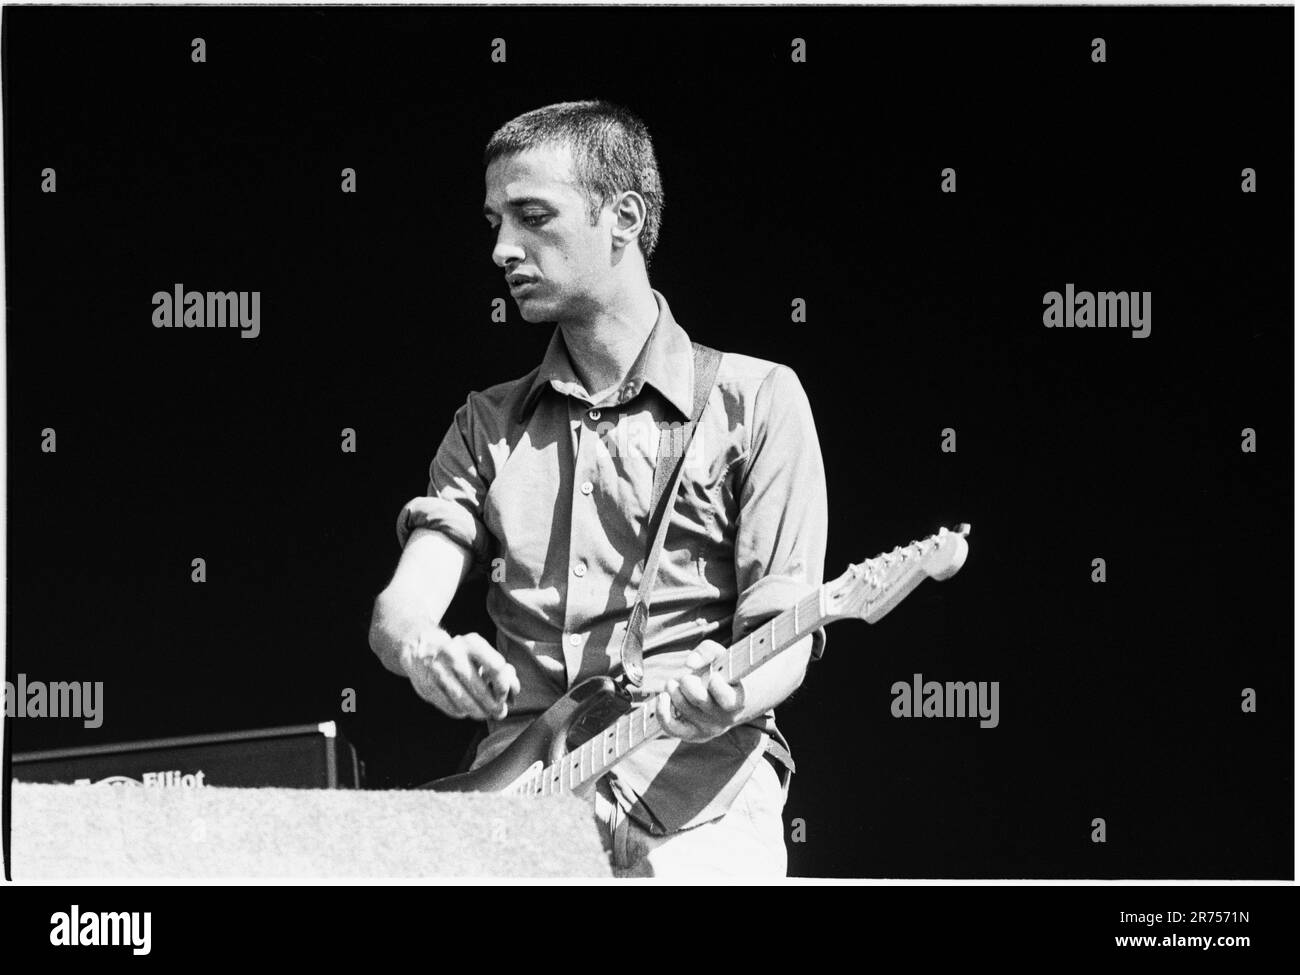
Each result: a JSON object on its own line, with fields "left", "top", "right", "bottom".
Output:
{"left": 824, "top": 523, "right": 970, "bottom": 623}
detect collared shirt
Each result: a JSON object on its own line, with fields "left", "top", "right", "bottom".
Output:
{"left": 396, "top": 288, "right": 829, "bottom": 833}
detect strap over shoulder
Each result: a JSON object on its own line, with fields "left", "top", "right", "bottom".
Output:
{"left": 618, "top": 342, "right": 723, "bottom": 687}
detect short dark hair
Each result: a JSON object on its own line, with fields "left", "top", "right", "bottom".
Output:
{"left": 484, "top": 100, "right": 665, "bottom": 265}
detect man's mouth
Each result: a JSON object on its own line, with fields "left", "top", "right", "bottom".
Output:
{"left": 507, "top": 274, "right": 537, "bottom": 293}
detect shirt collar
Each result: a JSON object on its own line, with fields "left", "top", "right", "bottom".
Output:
{"left": 517, "top": 288, "right": 695, "bottom": 424}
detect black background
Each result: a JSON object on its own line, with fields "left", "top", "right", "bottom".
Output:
{"left": 3, "top": 5, "right": 1293, "bottom": 878}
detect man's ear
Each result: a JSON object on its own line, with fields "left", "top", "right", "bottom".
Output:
{"left": 609, "top": 189, "right": 647, "bottom": 253}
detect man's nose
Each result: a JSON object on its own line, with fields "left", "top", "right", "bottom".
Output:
{"left": 492, "top": 233, "right": 525, "bottom": 269}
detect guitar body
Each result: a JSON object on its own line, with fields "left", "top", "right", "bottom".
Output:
{"left": 420, "top": 675, "right": 633, "bottom": 796}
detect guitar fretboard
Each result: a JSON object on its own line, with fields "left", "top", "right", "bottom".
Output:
{"left": 524, "top": 589, "right": 827, "bottom": 796}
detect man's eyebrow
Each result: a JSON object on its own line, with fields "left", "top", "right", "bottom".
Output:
{"left": 482, "top": 196, "right": 555, "bottom": 216}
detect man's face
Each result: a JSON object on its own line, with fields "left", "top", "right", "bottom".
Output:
{"left": 483, "top": 144, "right": 614, "bottom": 323}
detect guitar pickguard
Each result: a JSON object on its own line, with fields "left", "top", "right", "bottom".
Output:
{"left": 548, "top": 676, "right": 635, "bottom": 766}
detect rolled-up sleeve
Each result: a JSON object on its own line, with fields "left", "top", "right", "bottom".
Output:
{"left": 395, "top": 396, "right": 494, "bottom": 576}
{"left": 731, "top": 364, "right": 829, "bottom": 660}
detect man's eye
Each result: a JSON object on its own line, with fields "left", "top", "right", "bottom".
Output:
{"left": 523, "top": 214, "right": 549, "bottom": 227}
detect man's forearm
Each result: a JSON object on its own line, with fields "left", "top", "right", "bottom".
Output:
{"left": 369, "top": 585, "right": 445, "bottom": 675}
{"left": 368, "top": 528, "right": 471, "bottom": 675}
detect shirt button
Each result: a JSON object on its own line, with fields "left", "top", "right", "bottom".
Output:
{"left": 573, "top": 562, "right": 587, "bottom": 578}
{"left": 588, "top": 409, "right": 601, "bottom": 421}
{"left": 580, "top": 481, "right": 594, "bottom": 495}
{"left": 568, "top": 633, "right": 582, "bottom": 647}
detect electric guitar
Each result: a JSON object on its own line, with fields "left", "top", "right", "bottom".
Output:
{"left": 421, "top": 523, "right": 971, "bottom": 798}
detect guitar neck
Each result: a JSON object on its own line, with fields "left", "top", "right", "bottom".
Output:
{"left": 716, "top": 589, "right": 827, "bottom": 683}
{"left": 530, "top": 589, "right": 830, "bottom": 797}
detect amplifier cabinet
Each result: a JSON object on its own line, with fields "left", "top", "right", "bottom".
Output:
{"left": 13, "top": 721, "right": 362, "bottom": 789}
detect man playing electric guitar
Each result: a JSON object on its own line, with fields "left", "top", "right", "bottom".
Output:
{"left": 368, "top": 100, "right": 829, "bottom": 877}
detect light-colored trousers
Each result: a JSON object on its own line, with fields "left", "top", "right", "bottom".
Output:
{"left": 591, "top": 758, "right": 789, "bottom": 878}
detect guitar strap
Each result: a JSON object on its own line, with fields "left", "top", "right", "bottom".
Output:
{"left": 612, "top": 341, "right": 796, "bottom": 796}
{"left": 617, "top": 341, "right": 723, "bottom": 688}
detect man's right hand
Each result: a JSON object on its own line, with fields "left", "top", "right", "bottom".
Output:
{"left": 399, "top": 629, "right": 521, "bottom": 721}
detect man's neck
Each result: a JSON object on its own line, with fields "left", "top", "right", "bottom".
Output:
{"left": 557, "top": 283, "right": 660, "bottom": 397}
